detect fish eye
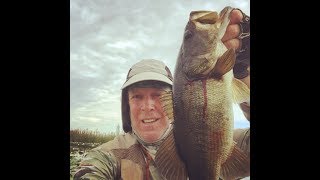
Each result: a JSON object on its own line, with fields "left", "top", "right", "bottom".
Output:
{"left": 184, "top": 30, "right": 192, "bottom": 40}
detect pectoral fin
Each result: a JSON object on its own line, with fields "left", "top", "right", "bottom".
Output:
{"left": 232, "top": 78, "right": 250, "bottom": 104}
{"left": 212, "top": 49, "right": 236, "bottom": 78}
{"left": 220, "top": 142, "right": 250, "bottom": 180}
{"left": 155, "top": 131, "right": 188, "bottom": 180}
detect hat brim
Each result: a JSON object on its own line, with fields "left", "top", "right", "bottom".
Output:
{"left": 121, "top": 72, "right": 173, "bottom": 90}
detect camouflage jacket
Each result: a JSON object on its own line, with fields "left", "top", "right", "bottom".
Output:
{"left": 73, "top": 129, "right": 249, "bottom": 180}
{"left": 73, "top": 132, "right": 167, "bottom": 180}
{"left": 73, "top": 103, "right": 250, "bottom": 180}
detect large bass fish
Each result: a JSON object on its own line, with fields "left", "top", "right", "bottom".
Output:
{"left": 156, "top": 6, "right": 250, "bottom": 180}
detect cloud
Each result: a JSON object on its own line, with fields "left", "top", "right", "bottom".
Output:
{"left": 70, "top": 0, "right": 250, "bottom": 133}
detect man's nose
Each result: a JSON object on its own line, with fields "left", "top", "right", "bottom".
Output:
{"left": 141, "top": 97, "right": 155, "bottom": 111}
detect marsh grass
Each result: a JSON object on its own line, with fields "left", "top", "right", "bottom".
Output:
{"left": 70, "top": 128, "right": 116, "bottom": 143}
{"left": 70, "top": 129, "right": 117, "bottom": 178}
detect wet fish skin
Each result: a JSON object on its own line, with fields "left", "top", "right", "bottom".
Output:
{"left": 156, "top": 6, "right": 250, "bottom": 180}
{"left": 172, "top": 6, "right": 249, "bottom": 180}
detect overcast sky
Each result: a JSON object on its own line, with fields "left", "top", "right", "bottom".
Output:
{"left": 70, "top": 0, "right": 250, "bottom": 133}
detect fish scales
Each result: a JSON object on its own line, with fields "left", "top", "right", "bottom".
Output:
{"left": 156, "top": 6, "right": 250, "bottom": 180}
{"left": 172, "top": 7, "right": 248, "bottom": 180}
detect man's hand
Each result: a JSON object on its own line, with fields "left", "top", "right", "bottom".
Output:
{"left": 222, "top": 8, "right": 250, "bottom": 79}
{"left": 222, "top": 9, "right": 244, "bottom": 50}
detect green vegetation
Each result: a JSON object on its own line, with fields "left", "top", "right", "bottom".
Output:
{"left": 70, "top": 129, "right": 117, "bottom": 178}
{"left": 70, "top": 128, "right": 116, "bottom": 144}
{"left": 70, "top": 152, "right": 83, "bottom": 179}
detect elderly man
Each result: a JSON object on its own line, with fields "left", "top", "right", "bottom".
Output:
{"left": 73, "top": 7, "right": 250, "bottom": 180}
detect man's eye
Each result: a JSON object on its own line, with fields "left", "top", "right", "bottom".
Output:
{"left": 132, "top": 95, "right": 142, "bottom": 99}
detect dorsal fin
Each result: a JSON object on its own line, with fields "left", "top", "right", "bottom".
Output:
{"left": 159, "top": 90, "right": 174, "bottom": 121}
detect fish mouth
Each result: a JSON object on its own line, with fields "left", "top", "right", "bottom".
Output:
{"left": 190, "top": 11, "right": 218, "bottom": 24}
{"left": 142, "top": 118, "right": 159, "bottom": 124}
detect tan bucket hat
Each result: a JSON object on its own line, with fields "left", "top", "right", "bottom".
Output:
{"left": 121, "top": 59, "right": 173, "bottom": 90}
{"left": 121, "top": 59, "right": 173, "bottom": 132}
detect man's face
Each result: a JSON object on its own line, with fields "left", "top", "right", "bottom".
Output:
{"left": 128, "top": 87, "right": 171, "bottom": 143}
